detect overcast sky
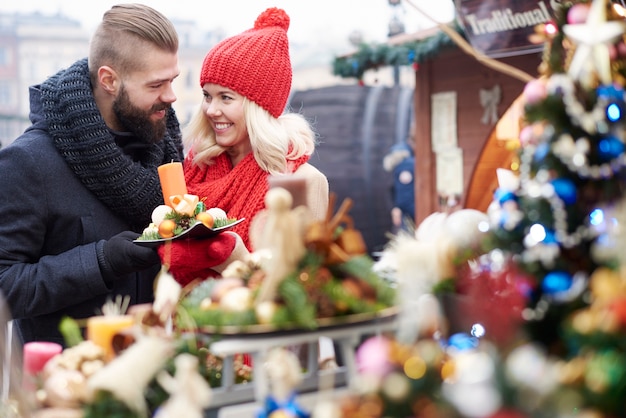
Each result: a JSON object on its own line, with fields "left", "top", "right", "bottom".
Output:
{"left": 2, "top": 0, "right": 456, "bottom": 49}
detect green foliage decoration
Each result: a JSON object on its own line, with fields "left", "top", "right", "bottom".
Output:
{"left": 332, "top": 23, "right": 463, "bottom": 81}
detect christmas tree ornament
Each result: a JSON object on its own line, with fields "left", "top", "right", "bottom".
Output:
{"left": 567, "top": 2, "right": 591, "bottom": 24}
{"left": 563, "top": 0, "right": 626, "bottom": 87}
{"left": 522, "top": 78, "right": 548, "bottom": 104}
{"left": 597, "top": 135, "right": 625, "bottom": 160}
{"left": 550, "top": 178, "right": 577, "bottom": 204}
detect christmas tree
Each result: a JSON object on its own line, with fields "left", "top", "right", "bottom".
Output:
{"left": 336, "top": 0, "right": 626, "bottom": 416}
{"left": 477, "top": 0, "right": 626, "bottom": 414}
{"left": 485, "top": 0, "right": 626, "bottom": 343}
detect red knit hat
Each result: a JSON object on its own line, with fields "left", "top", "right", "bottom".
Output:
{"left": 199, "top": 8, "right": 292, "bottom": 118}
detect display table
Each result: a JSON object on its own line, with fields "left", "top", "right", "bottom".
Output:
{"left": 204, "top": 311, "right": 398, "bottom": 412}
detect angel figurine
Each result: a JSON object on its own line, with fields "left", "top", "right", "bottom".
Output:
{"left": 256, "top": 347, "right": 310, "bottom": 418}
{"left": 251, "top": 187, "right": 310, "bottom": 304}
{"left": 153, "top": 353, "right": 212, "bottom": 418}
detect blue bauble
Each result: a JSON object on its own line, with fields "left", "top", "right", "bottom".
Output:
{"left": 494, "top": 188, "right": 516, "bottom": 205}
{"left": 598, "top": 135, "right": 625, "bottom": 160}
{"left": 597, "top": 84, "right": 625, "bottom": 101}
{"left": 448, "top": 333, "right": 479, "bottom": 351}
{"left": 551, "top": 178, "right": 577, "bottom": 204}
{"left": 542, "top": 271, "right": 573, "bottom": 294}
{"left": 534, "top": 142, "right": 550, "bottom": 162}
{"left": 543, "top": 228, "right": 557, "bottom": 244}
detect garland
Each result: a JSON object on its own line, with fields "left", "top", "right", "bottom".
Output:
{"left": 332, "top": 23, "right": 462, "bottom": 81}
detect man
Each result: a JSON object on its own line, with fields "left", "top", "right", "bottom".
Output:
{"left": 383, "top": 139, "right": 416, "bottom": 233}
{"left": 0, "top": 4, "right": 184, "bottom": 345}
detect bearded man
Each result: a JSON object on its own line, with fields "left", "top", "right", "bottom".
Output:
{"left": 0, "top": 4, "right": 183, "bottom": 345}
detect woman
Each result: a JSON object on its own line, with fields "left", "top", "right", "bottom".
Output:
{"left": 161, "top": 7, "right": 329, "bottom": 286}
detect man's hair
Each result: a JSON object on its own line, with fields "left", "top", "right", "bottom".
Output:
{"left": 89, "top": 3, "right": 178, "bottom": 77}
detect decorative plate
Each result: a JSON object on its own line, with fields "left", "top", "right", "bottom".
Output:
{"left": 134, "top": 218, "right": 245, "bottom": 248}
{"left": 191, "top": 306, "right": 398, "bottom": 336}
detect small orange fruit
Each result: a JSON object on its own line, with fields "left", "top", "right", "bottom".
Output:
{"left": 158, "top": 219, "right": 177, "bottom": 238}
{"left": 196, "top": 212, "right": 215, "bottom": 229}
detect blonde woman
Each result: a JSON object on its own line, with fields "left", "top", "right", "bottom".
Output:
{"left": 161, "top": 8, "right": 328, "bottom": 286}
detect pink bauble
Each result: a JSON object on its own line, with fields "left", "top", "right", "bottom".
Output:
{"left": 523, "top": 79, "right": 547, "bottom": 104}
{"left": 355, "top": 335, "right": 392, "bottom": 378}
{"left": 609, "top": 44, "right": 618, "bottom": 60}
{"left": 567, "top": 3, "right": 590, "bottom": 24}
{"left": 519, "top": 125, "right": 535, "bottom": 146}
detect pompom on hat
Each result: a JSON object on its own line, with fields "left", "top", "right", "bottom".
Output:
{"left": 199, "top": 8, "right": 292, "bottom": 118}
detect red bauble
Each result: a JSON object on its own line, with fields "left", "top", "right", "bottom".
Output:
{"left": 609, "top": 296, "right": 626, "bottom": 326}
{"left": 488, "top": 409, "right": 528, "bottom": 418}
{"left": 452, "top": 259, "right": 528, "bottom": 347}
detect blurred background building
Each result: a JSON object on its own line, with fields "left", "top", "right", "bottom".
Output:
{"left": 0, "top": 12, "right": 89, "bottom": 148}
{"left": 0, "top": 9, "right": 417, "bottom": 148}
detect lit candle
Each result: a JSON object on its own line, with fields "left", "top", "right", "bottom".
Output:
{"left": 87, "top": 315, "right": 135, "bottom": 361}
{"left": 268, "top": 175, "right": 307, "bottom": 209}
{"left": 22, "top": 341, "right": 62, "bottom": 375}
{"left": 158, "top": 162, "right": 188, "bottom": 207}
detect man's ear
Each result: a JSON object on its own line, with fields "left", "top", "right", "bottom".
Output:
{"left": 97, "top": 65, "right": 119, "bottom": 95}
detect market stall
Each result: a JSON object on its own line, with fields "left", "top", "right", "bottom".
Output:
{"left": 6, "top": 1, "right": 626, "bottom": 417}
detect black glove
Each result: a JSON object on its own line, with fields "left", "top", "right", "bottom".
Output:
{"left": 98, "top": 231, "right": 161, "bottom": 281}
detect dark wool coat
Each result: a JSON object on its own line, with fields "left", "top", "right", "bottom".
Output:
{"left": 0, "top": 59, "right": 183, "bottom": 345}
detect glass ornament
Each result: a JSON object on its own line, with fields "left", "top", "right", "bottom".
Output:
{"left": 542, "top": 271, "right": 573, "bottom": 294}
{"left": 550, "top": 178, "right": 577, "bottom": 204}
{"left": 447, "top": 333, "right": 479, "bottom": 351}
{"left": 598, "top": 135, "right": 624, "bottom": 160}
{"left": 533, "top": 142, "right": 550, "bottom": 162}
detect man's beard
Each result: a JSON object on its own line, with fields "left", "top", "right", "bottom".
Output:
{"left": 112, "top": 86, "right": 169, "bottom": 144}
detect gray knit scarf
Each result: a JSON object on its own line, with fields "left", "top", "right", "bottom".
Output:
{"left": 40, "top": 58, "right": 184, "bottom": 230}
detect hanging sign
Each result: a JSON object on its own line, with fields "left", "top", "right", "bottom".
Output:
{"left": 455, "top": 0, "right": 562, "bottom": 57}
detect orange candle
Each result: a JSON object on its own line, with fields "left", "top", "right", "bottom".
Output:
{"left": 87, "top": 315, "right": 134, "bottom": 361}
{"left": 158, "top": 162, "right": 188, "bottom": 207}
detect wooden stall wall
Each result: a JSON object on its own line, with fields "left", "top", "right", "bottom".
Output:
{"left": 289, "top": 85, "right": 414, "bottom": 254}
{"left": 413, "top": 47, "right": 542, "bottom": 224}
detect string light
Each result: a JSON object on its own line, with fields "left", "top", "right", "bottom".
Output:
{"left": 544, "top": 21, "right": 558, "bottom": 36}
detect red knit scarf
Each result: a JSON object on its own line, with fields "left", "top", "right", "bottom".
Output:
{"left": 184, "top": 151, "right": 309, "bottom": 250}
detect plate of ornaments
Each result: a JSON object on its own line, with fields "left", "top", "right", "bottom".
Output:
{"left": 134, "top": 194, "right": 244, "bottom": 247}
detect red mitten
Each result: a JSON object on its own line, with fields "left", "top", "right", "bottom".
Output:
{"left": 157, "top": 233, "right": 236, "bottom": 286}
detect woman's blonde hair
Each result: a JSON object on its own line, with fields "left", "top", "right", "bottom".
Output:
{"left": 184, "top": 99, "right": 316, "bottom": 175}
